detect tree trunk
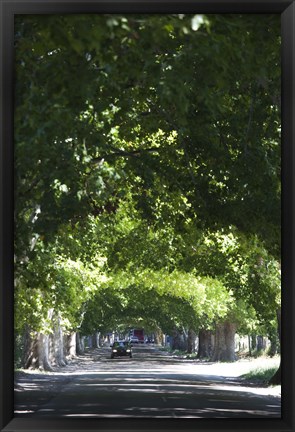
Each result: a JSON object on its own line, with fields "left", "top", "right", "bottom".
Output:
{"left": 24, "top": 331, "right": 53, "bottom": 371}
{"left": 211, "top": 321, "right": 237, "bottom": 362}
{"left": 171, "top": 328, "right": 180, "bottom": 350}
{"left": 268, "top": 325, "right": 279, "bottom": 356}
{"left": 154, "top": 332, "right": 159, "bottom": 345}
{"left": 269, "top": 363, "right": 281, "bottom": 385}
{"left": 99, "top": 333, "right": 105, "bottom": 347}
{"left": 268, "top": 336, "right": 278, "bottom": 356}
{"left": 76, "top": 332, "right": 85, "bottom": 355}
{"left": 269, "top": 309, "right": 281, "bottom": 385}
{"left": 92, "top": 332, "right": 100, "bottom": 348}
{"left": 171, "top": 328, "right": 186, "bottom": 351}
{"left": 182, "top": 327, "right": 189, "bottom": 351}
{"left": 198, "top": 329, "right": 214, "bottom": 359}
{"left": 22, "top": 326, "right": 36, "bottom": 368}
{"left": 64, "top": 332, "right": 77, "bottom": 359}
{"left": 52, "top": 313, "right": 67, "bottom": 366}
{"left": 251, "top": 334, "right": 257, "bottom": 351}
{"left": 257, "top": 335, "right": 264, "bottom": 352}
{"left": 154, "top": 328, "right": 164, "bottom": 346}
{"left": 22, "top": 326, "right": 53, "bottom": 371}
{"left": 37, "top": 333, "right": 53, "bottom": 370}
{"left": 187, "top": 328, "right": 196, "bottom": 354}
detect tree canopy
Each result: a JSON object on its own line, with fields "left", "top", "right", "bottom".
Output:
{"left": 14, "top": 13, "right": 281, "bottom": 359}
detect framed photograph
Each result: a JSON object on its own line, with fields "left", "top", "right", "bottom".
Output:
{"left": 1, "top": 1, "right": 294, "bottom": 431}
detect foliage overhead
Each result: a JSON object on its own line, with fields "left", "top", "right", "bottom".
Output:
{"left": 14, "top": 14, "right": 281, "bottom": 340}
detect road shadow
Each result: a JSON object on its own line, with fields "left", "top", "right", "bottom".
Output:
{"left": 14, "top": 345, "right": 281, "bottom": 418}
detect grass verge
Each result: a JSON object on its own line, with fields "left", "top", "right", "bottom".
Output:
{"left": 240, "top": 365, "right": 279, "bottom": 386}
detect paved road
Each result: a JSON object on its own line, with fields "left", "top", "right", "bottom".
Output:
{"left": 14, "top": 345, "right": 281, "bottom": 418}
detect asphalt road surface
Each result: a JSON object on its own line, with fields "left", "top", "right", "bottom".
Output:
{"left": 14, "top": 345, "right": 281, "bottom": 418}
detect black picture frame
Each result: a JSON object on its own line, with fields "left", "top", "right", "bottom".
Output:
{"left": 1, "top": 1, "right": 294, "bottom": 431}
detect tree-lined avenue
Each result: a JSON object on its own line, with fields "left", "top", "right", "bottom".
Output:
{"left": 14, "top": 13, "right": 281, "bottom": 390}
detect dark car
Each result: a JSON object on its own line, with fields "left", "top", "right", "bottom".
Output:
{"left": 111, "top": 341, "right": 132, "bottom": 359}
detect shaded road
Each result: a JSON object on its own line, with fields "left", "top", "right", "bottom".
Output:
{"left": 15, "top": 345, "right": 281, "bottom": 418}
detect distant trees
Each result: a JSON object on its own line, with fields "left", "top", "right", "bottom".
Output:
{"left": 14, "top": 14, "right": 281, "bottom": 376}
